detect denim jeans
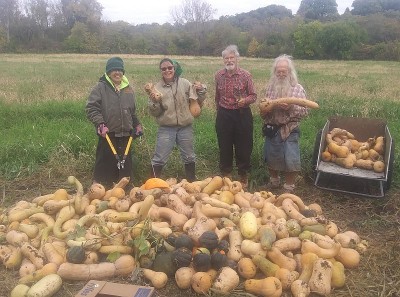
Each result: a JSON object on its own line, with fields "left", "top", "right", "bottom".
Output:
{"left": 151, "top": 125, "right": 195, "bottom": 166}
{"left": 263, "top": 128, "right": 301, "bottom": 172}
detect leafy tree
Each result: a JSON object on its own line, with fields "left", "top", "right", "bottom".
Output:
{"left": 293, "top": 21, "right": 323, "bottom": 58}
{"left": 247, "top": 37, "right": 260, "bottom": 57}
{"left": 351, "top": 0, "right": 382, "bottom": 15}
{"left": 101, "top": 21, "right": 134, "bottom": 53}
{"left": 297, "top": 0, "right": 339, "bottom": 21}
{"left": 63, "top": 21, "right": 99, "bottom": 52}
{"left": 317, "top": 21, "right": 366, "bottom": 59}
{"left": 354, "top": 14, "right": 400, "bottom": 43}
{"left": 205, "top": 20, "right": 241, "bottom": 55}
{"left": 381, "top": 0, "right": 400, "bottom": 11}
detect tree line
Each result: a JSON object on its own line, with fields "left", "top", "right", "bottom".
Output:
{"left": 0, "top": 0, "right": 399, "bottom": 60}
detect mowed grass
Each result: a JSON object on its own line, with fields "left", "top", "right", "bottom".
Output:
{"left": 0, "top": 54, "right": 399, "bottom": 191}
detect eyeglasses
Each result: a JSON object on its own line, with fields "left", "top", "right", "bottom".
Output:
{"left": 161, "top": 66, "right": 174, "bottom": 72}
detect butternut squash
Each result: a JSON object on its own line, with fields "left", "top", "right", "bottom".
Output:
{"left": 308, "top": 258, "right": 333, "bottom": 295}
{"left": 291, "top": 279, "right": 310, "bottom": 297}
{"left": 267, "top": 247, "right": 297, "bottom": 271}
{"left": 237, "top": 257, "right": 257, "bottom": 279}
{"left": 227, "top": 230, "right": 243, "bottom": 261}
{"left": 275, "top": 267, "right": 299, "bottom": 290}
{"left": 19, "top": 263, "right": 58, "bottom": 284}
{"left": 191, "top": 271, "right": 213, "bottom": 294}
{"left": 252, "top": 254, "right": 280, "bottom": 277}
{"left": 298, "top": 252, "right": 319, "bottom": 283}
{"left": 202, "top": 176, "right": 223, "bottom": 195}
{"left": 212, "top": 266, "right": 240, "bottom": 295}
{"left": 335, "top": 247, "right": 360, "bottom": 268}
{"left": 244, "top": 276, "right": 283, "bottom": 297}
{"left": 175, "top": 267, "right": 196, "bottom": 289}
{"left": 57, "top": 262, "right": 116, "bottom": 280}
{"left": 142, "top": 268, "right": 168, "bottom": 289}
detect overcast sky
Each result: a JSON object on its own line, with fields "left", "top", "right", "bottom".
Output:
{"left": 97, "top": 0, "right": 354, "bottom": 25}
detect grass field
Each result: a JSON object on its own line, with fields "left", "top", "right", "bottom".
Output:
{"left": 1, "top": 54, "right": 399, "bottom": 189}
{"left": 0, "top": 54, "right": 399, "bottom": 297}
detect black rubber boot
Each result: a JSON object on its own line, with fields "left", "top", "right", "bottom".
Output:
{"left": 150, "top": 165, "right": 163, "bottom": 178}
{"left": 185, "top": 162, "right": 196, "bottom": 182}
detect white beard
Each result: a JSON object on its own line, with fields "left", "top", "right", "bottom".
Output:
{"left": 272, "top": 77, "right": 291, "bottom": 98}
{"left": 225, "top": 64, "right": 235, "bottom": 71}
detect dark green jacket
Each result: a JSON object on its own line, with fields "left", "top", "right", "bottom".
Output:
{"left": 86, "top": 74, "right": 141, "bottom": 137}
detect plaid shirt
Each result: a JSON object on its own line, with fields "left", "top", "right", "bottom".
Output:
{"left": 214, "top": 67, "right": 257, "bottom": 109}
{"left": 263, "top": 83, "right": 309, "bottom": 140}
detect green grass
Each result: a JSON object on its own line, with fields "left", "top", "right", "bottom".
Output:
{"left": 0, "top": 54, "right": 399, "bottom": 189}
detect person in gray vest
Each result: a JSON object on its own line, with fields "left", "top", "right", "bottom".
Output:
{"left": 147, "top": 58, "right": 206, "bottom": 182}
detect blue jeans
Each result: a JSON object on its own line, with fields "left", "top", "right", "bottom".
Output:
{"left": 263, "top": 128, "right": 301, "bottom": 172}
{"left": 151, "top": 125, "right": 195, "bottom": 166}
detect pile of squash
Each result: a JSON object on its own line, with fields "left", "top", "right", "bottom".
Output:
{"left": 0, "top": 175, "right": 368, "bottom": 297}
{"left": 320, "top": 127, "right": 385, "bottom": 172}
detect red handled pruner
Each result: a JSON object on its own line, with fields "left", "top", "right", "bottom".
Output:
{"left": 105, "top": 134, "right": 132, "bottom": 169}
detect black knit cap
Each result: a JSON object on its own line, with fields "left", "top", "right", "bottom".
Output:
{"left": 106, "top": 57, "right": 125, "bottom": 74}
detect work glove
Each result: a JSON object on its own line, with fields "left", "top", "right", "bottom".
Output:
{"left": 97, "top": 123, "right": 109, "bottom": 138}
{"left": 132, "top": 124, "right": 143, "bottom": 139}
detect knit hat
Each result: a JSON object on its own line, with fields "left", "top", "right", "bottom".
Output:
{"left": 106, "top": 57, "right": 125, "bottom": 74}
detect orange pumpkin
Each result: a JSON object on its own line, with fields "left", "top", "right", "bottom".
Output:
{"left": 141, "top": 178, "right": 170, "bottom": 190}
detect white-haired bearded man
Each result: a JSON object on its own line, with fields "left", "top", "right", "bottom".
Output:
{"left": 261, "top": 54, "right": 309, "bottom": 193}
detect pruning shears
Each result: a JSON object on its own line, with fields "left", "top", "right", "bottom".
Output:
{"left": 105, "top": 134, "right": 133, "bottom": 169}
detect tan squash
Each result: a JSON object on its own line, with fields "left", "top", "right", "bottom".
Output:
{"left": 202, "top": 176, "right": 224, "bottom": 195}
{"left": 267, "top": 247, "right": 297, "bottom": 271}
{"left": 308, "top": 258, "right": 333, "bottom": 295}
{"left": 189, "top": 98, "right": 201, "bottom": 117}
{"left": 275, "top": 267, "right": 299, "bottom": 290}
{"left": 237, "top": 257, "right": 257, "bottom": 279}
{"left": 259, "top": 97, "right": 319, "bottom": 113}
{"left": 244, "top": 276, "right": 283, "bottom": 297}
{"left": 175, "top": 267, "right": 196, "bottom": 289}
{"left": 57, "top": 262, "right": 116, "bottom": 280}
{"left": 328, "top": 258, "right": 346, "bottom": 288}
{"left": 227, "top": 230, "right": 243, "bottom": 261}
{"left": 334, "top": 247, "right": 360, "bottom": 268}
{"left": 291, "top": 279, "right": 311, "bottom": 297}
{"left": 191, "top": 271, "right": 213, "bottom": 294}
{"left": 252, "top": 254, "right": 280, "bottom": 277}
{"left": 212, "top": 266, "right": 240, "bottom": 295}
{"left": 142, "top": 268, "right": 168, "bottom": 289}
{"left": 19, "top": 262, "right": 58, "bottom": 284}
{"left": 298, "top": 252, "right": 319, "bottom": 283}
{"left": 114, "top": 255, "right": 136, "bottom": 276}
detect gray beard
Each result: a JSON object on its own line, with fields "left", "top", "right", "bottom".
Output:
{"left": 272, "top": 78, "right": 291, "bottom": 98}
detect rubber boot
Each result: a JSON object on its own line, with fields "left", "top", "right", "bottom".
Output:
{"left": 150, "top": 165, "right": 163, "bottom": 178}
{"left": 185, "top": 162, "right": 196, "bottom": 182}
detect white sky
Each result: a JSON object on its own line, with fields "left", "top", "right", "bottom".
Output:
{"left": 98, "top": 0, "right": 354, "bottom": 25}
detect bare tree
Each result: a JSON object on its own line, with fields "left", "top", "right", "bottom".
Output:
{"left": 0, "top": 0, "right": 19, "bottom": 42}
{"left": 170, "top": 0, "right": 216, "bottom": 55}
{"left": 171, "top": 0, "right": 216, "bottom": 25}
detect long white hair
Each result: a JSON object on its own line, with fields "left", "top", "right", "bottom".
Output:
{"left": 269, "top": 54, "right": 298, "bottom": 86}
